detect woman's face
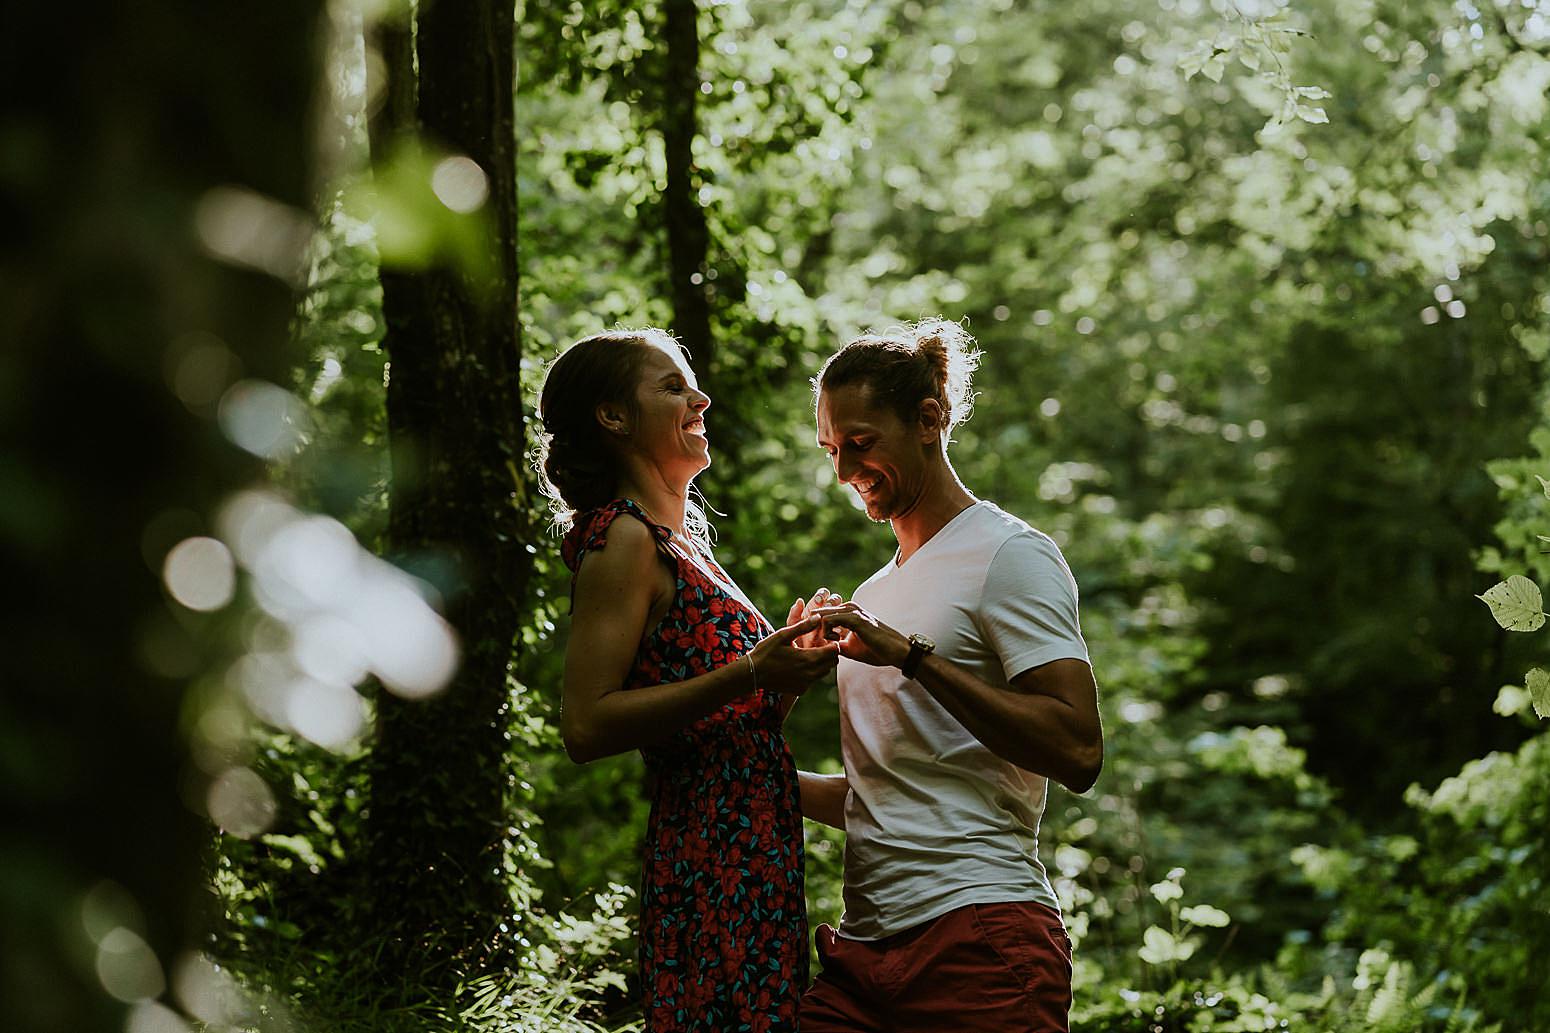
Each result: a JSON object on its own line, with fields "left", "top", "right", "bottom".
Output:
{"left": 623, "top": 343, "right": 712, "bottom": 479}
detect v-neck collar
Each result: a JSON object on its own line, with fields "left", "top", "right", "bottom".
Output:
{"left": 890, "top": 500, "right": 982, "bottom": 572}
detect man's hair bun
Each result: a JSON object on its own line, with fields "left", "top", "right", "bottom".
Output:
{"left": 814, "top": 317, "right": 981, "bottom": 442}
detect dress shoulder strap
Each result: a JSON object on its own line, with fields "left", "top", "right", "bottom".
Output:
{"left": 560, "top": 498, "right": 676, "bottom": 574}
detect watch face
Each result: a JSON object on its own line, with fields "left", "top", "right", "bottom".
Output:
{"left": 912, "top": 634, "right": 935, "bottom": 652}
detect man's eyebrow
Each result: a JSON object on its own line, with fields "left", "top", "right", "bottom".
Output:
{"left": 817, "top": 427, "right": 874, "bottom": 447}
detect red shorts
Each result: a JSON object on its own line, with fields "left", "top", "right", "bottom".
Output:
{"left": 800, "top": 900, "right": 1073, "bottom": 1033}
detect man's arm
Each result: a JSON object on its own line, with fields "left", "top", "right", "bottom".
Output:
{"left": 913, "top": 654, "right": 1102, "bottom": 792}
{"left": 798, "top": 770, "right": 848, "bottom": 828}
{"left": 812, "top": 605, "right": 1104, "bottom": 793}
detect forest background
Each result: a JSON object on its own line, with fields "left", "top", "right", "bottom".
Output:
{"left": 6, "top": 0, "right": 1550, "bottom": 1031}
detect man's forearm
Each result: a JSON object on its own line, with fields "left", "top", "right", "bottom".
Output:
{"left": 799, "top": 771, "right": 848, "bottom": 829}
{"left": 913, "top": 654, "right": 1102, "bottom": 792}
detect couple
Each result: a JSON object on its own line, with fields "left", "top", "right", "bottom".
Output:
{"left": 536, "top": 320, "right": 1103, "bottom": 1033}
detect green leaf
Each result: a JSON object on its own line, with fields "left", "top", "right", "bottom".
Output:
{"left": 1536, "top": 474, "right": 1550, "bottom": 499}
{"left": 1178, "top": 45, "right": 1208, "bottom": 80}
{"left": 1295, "top": 104, "right": 1329, "bottom": 124}
{"left": 1527, "top": 668, "right": 1550, "bottom": 719}
{"left": 1181, "top": 904, "right": 1231, "bottom": 927}
{"left": 1202, "top": 54, "right": 1228, "bottom": 83}
{"left": 1149, "top": 879, "right": 1184, "bottom": 903}
{"left": 1138, "top": 925, "right": 1197, "bottom": 964}
{"left": 1478, "top": 575, "right": 1547, "bottom": 631}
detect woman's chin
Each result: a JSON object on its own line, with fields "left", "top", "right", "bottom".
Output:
{"left": 684, "top": 446, "right": 711, "bottom": 476}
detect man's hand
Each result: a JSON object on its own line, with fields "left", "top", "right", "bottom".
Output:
{"left": 812, "top": 603, "right": 1103, "bottom": 792}
{"left": 810, "top": 602, "right": 911, "bottom": 669}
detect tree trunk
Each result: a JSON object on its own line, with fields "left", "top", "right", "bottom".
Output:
{"left": 365, "top": 0, "right": 530, "bottom": 973}
{"left": 661, "top": 0, "right": 715, "bottom": 378}
{"left": 0, "top": 5, "right": 322, "bottom": 1032}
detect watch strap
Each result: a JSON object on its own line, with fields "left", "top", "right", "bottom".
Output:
{"left": 901, "top": 634, "right": 934, "bottom": 679}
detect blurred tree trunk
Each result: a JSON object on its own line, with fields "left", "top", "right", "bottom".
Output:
{"left": 0, "top": 5, "right": 322, "bottom": 1033}
{"left": 661, "top": 0, "right": 715, "bottom": 378}
{"left": 364, "top": 0, "right": 530, "bottom": 974}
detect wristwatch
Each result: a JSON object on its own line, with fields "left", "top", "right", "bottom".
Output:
{"left": 900, "top": 633, "right": 936, "bottom": 679}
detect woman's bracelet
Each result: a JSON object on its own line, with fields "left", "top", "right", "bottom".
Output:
{"left": 744, "top": 652, "right": 758, "bottom": 692}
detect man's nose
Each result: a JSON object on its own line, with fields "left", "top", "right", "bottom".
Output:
{"left": 834, "top": 450, "right": 858, "bottom": 483}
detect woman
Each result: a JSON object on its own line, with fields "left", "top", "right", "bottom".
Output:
{"left": 535, "top": 328, "right": 838, "bottom": 1033}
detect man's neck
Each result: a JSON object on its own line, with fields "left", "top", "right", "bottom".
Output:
{"left": 890, "top": 463, "right": 976, "bottom": 566}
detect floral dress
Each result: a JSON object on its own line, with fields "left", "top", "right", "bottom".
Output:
{"left": 562, "top": 498, "right": 807, "bottom": 1033}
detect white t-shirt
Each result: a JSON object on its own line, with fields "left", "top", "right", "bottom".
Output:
{"left": 837, "top": 500, "right": 1090, "bottom": 940}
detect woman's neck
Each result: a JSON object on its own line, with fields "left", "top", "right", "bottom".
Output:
{"left": 616, "top": 468, "right": 691, "bottom": 538}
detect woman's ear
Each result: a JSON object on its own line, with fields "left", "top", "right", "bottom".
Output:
{"left": 595, "top": 402, "right": 629, "bottom": 436}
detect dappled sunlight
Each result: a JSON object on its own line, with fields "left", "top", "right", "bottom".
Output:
{"left": 161, "top": 537, "right": 236, "bottom": 612}
{"left": 95, "top": 927, "right": 166, "bottom": 1004}
{"left": 206, "top": 766, "right": 278, "bottom": 840}
{"left": 430, "top": 155, "right": 490, "bottom": 214}
{"left": 218, "top": 380, "right": 309, "bottom": 459}
{"left": 217, "top": 490, "right": 458, "bottom": 706}
{"left": 194, "top": 186, "right": 313, "bottom": 286}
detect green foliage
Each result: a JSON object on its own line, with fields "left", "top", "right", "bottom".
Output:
{"left": 1287, "top": 728, "right": 1550, "bottom": 1030}
{"left": 200, "top": 0, "right": 1550, "bottom": 1029}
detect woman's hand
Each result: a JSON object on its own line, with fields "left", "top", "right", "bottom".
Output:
{"left": 809, "top": 602, "right": 911, "bottom": 669}
{"left": 748, "top": 615, "right": 840, "bottom": 695}
{"left": 784, "top": 587, "right": 844, "bottom": 647}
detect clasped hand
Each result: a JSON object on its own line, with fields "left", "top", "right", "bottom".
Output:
{"left": 785, "top": 588, "right": 910, "bottom": 670}
{"left": 746, "top": 602, "right": 840, "bottom": 696}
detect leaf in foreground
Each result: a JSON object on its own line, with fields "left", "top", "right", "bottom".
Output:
{"left": 1527, "top": 668, "right": 1550, "bottom": 720}
{"left": 1478, "top": 575, "right": 1547, "bottom": 632}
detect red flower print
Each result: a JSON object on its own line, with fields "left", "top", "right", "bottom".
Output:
{"left": 563, "top": 500, "right": 804, "bottom": 1032}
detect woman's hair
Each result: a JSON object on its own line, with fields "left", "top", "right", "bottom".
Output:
{"left": 533, "top": 327, "right": 712, "bottom": 542}
{"left": 814, "top": 318, "right": 982, "bottom": 441}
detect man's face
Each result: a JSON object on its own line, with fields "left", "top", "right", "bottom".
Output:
{"left": 815, "top": 382, "right": 930, "bottom": 522}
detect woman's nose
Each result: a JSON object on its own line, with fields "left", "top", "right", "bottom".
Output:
{"left": 691, "top": 389, "right": 710, "bottom": 412}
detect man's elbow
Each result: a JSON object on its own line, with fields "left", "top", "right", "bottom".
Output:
{"left": 1064, "top": 740, "right": 1104, "bottom": 794}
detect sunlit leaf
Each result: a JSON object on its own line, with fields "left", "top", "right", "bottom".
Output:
{"left": 1181, "top": 904, "right": 1231, "bottom": 927}
{"left": 1295, "top": 104, "right": 1329, "bottom": 124}
{"left": 1527, "top": 668, "right": 1550, "bottom": 719}
{"left": 1478, "top": 576, "right": 1547, "bottom": 632}
{"left": 1138, "top": 925, "right": 1197, "bottom": 964}
{"left": 1536, "top": 474, "right": 1550, "bottom": 499}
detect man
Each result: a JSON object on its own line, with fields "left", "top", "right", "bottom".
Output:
{"left": 798, "top": 319, "right": 1103, "bottom": 1033}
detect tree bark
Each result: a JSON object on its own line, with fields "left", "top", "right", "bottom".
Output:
{"left": 0, "top": 5, "right": 322, "bottom": 1032}
{"left": 661, "top": 0, "right": 715, "bottom": 378}
{"left": 365, "top": 0, "right": 530, "bottom": 972}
